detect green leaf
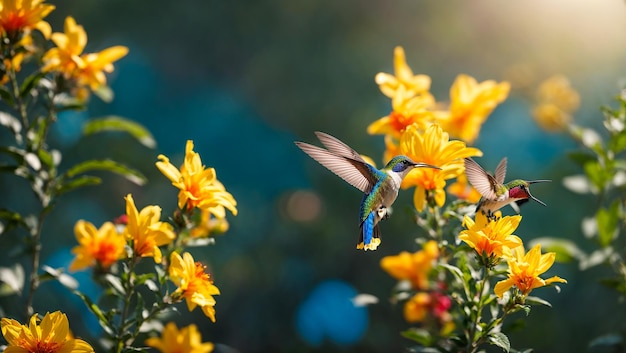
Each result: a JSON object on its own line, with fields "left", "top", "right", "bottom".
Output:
{"left": 55, "top": 175, "right": 102, "bottom": 196}
{"left": 19, "top": 71, "right": 46, "bottom": 98}
{"left": 524, "top": 296, "right": 552, "bottom": 307}
{"left": 53, "top": 93, "right": 87, "bottom": 111}
{"left": 0, "top": 112, "right": 22, "bottom": 143}
{"left": 584, "top": 161, "right": 609, "bottom": 193}
{"left": 63, "top": 159, "right": 147, "bottom": 185}
{"left": 92, "top": 85, "right": 114, "bottom": 102}
{"left": 0, "top": 264, "right": 24, "bottom": 296}
{"left": 488, "top": 332, "right": 511, "bottom": 352}
{"left": 609, "top": 131, "right": 626, "bottom": 153}
{"left": 73, "top": 290, "right": 115, "bottom": 336}
{"left": 401, "top": 328, "right": 432, "bottom": 346}
{"left": 0, "top": 85, "right": 15, "bottom": 107}
{"left": 596, "top": 200, "right": 621, "bottom": 247}
{"left": 83, "top": 116, "right": 156, "bottom": 148}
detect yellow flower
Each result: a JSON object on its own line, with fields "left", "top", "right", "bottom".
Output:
{"left": 447, "top": 173, "right": 482, "bottom": 203}
{"left": 190, "top": 209, "right": 230, "bottom": 238}
{"left": 438, "top": 74, "right": 510, "bottom": 144}
{"left": 532, "top": 75, "right": 579, "bottom": 132}
{"left": 1, "top": 311, "right": 94, "bottom": 353}
{"left": 375, "top": 46, "right": 431, "bottom": 99}
{"left": 367, "top": 85, "right": 436, "bottom": 139}
{"left": 123, "top": 194, "right": 175, "bottom": 263}
{"left": 145, "top": 322, "right": 213, "bottom": 353}
{"left": 459, "top": 213, "right": 523, "bottom": 261}
{"left": 156, "top": 140, "right": 238, "bottom": 217}
{"left": 380, "top": 240, "right": 439, "bottom": 290}
{"left": 397, "top": 123, "right": 482, "bottom": 211}
{"left": 0, "top": 0, "right": 54, "bottom": 39}
{"left": 41, "top": 16, "right": 127, "bottom": 97}
{"left": 494, "top": 244, "right": 567, "bottom": 298}
{"left": 41, "top": 17, "right": 86, "bottom": 74}
{"left": 169, "top": 251, "right": 220, "bottom": 322}
{"left": 69, "top": 220, "right": 126, "bottom": 272}
{"left": 404, "top": 292, "right": 431, "bottom": 323}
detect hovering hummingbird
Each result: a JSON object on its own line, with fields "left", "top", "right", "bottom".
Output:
{"left": 295, "top": 131, "right": 440, "bottom": 251}
{"left": 464, "top": 157, "right": 550, "bottom": 220}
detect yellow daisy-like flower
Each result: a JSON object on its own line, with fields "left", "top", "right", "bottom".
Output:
{"left": 447, "top": 173, "right": 482, "bottom": 204}
{"left": 380, "top": 240, "right": 439, "bottom": 290}
{"left": 0, "top": 0, "right": 54, "bottom": 39}
{"left": 367, "top": 85, "right": 436, "bottom": 139}
{"left": 169, "top": 251, "right": 220, "bottom": 322}
{"left": 459, "top": 213, "right": 523, "bottom": 261}
{"left": 123, "top": 194, "right": 175, "bottom": 264}
{"left": 437, "top": 74, "right": 510, "bottom": 144}
{"left": 532, "top": 75, "right": 580, "bottom": 132}
{"left": 375, "top": 46, "right": 431, "bottom": 99}
{"left": 1, "top": 311, "right": 94, "bottom": 353}
{"left": 41, "top": 16, "right": 128, "bottom": 98}
{"left": 397, "top": 123, "right": 482, "bottom": 211}
{"left": 156, "top": 140, "right": 238, "bottom": 217}
{"left": 494, "top": 244, "right": 567, "bottom": 298}
{"left": 69, "top": 220, "right": 126, "bottom": 272}
{"left": 145, "top": 322, "right": 213, "bottom": 353}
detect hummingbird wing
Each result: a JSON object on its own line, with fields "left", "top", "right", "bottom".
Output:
{"left": 313, "top": 131, "right": 369, "bottom": 164}
{"left": 295, "top": 141, "right": 381, "bottom": 193}
{"left": 494, "top": 158, "right": 507, "bottom": 185}
{"left": 464, "top": 158, "right": 499, "bottom": 200}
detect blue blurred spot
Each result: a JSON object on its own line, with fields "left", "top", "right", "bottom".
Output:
{"left": 295, "top": 280, "right": 367, "bottom": 347}
{"left": 53, "top": 110, "right": 88, "bottom": 146}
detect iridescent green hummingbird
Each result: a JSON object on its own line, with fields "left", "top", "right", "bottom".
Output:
{"left": 295, "top": 131, "right": 439, "bottom": 250}
{"left": 464, "top": 157, "right": 550, "bottom": 220}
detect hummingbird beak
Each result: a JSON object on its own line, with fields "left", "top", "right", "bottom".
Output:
{"left": 414, "top": 162, "right": 441, "bottom": 170}
{"left": 526, "top": 180, "right": 550, "bottom": 206}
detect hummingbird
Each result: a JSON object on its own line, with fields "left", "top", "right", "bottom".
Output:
{"left": 463, "top": 157, "right": 551, "bottom": 220}
{"left": 295, "top": 131, "right": 440, "bottom": 251}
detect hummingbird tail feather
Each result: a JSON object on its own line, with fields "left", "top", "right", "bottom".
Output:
{"left": 357, "top": 212, "right": 381, "bottom": 251}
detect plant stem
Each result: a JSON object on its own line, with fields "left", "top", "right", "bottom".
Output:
{"left": 465, "top": 269, "right": 491, "bottom": 353}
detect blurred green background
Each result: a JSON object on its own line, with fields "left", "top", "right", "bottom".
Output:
{"left": 2, "top": 0, "right": 626, "bottom": 352}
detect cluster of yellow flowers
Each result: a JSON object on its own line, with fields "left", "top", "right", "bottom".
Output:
{"left": 374, "top": 47, "right": 567, "bottom": 330}
{"left": 366, "top": 46, "right": 512, "bottom": 211}
{"left": 0, "top": 134, "right": 237, "bottom": 352}
{"left": 460, "top": 212, "right": 566, "bottom": 298}
{"left": 0, "top": 0, "right": 126, "bottom": 100}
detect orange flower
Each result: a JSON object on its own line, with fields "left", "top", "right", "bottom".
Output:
{"left": 404, "top": 292, "right": 431, "bottom": 323}
{"left": 169, "top": 251, "right": 220, "bottom": 322}
{"left": 41, "top": 16, "right": 127, "bottom": 99}
{"left": 368, "top": 85, "right": 436, "bottom": 139}
{"left": 0, "top": 0, "right": 54, "bottom": 39}
{"left": 380, "top": 240, "right": 439, "bottom": 290}
{"left": 123, "top": 194, "right": 175, "bottom": 263}
{"left": 397, "top": 123, "right": 482, "bottom": 211}
{"left": 447, "top": 173, "right": 482, "bottom": 203}
{"left": 69, "top": 220, "right": 126, "bottom": 271}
